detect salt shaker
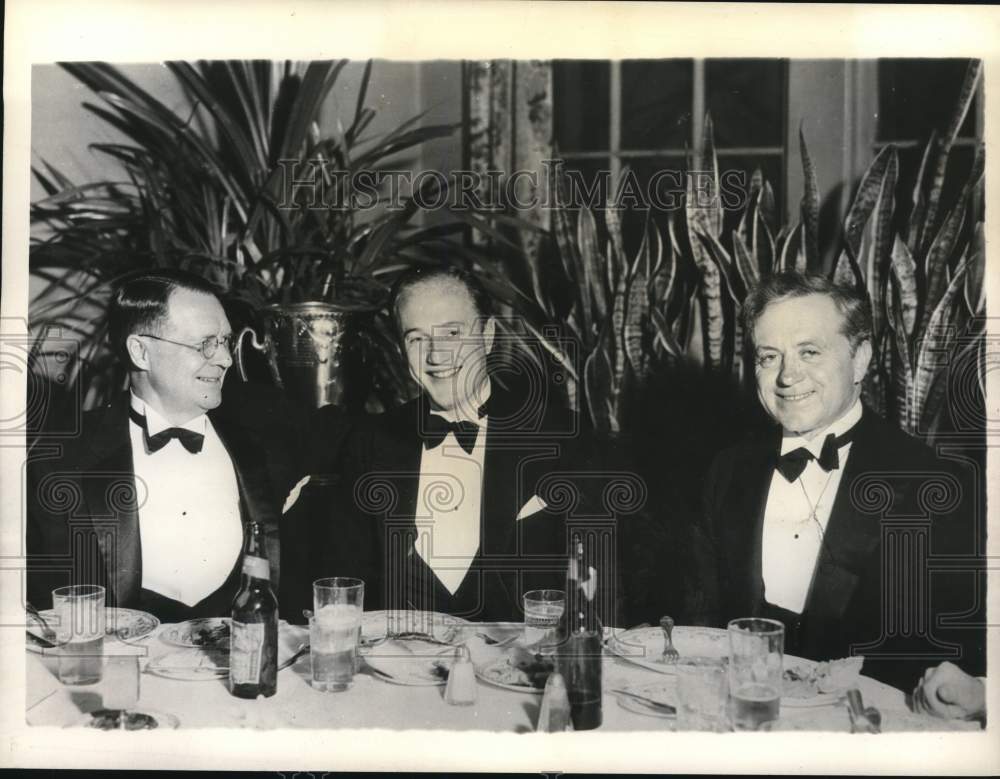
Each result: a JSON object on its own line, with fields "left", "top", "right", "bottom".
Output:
{"left": 536, "top": 671, "right": 572, "bottom": 732}
{"left": 444, "top": 644, "right": 477, "bottom": 706}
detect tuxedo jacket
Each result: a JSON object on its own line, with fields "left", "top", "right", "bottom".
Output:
{"left": 281, "top": 378, "right": 621, "bottom": 625}
{"left": 26, "top": 392, "right": 285, "bottom": 619}
{"left": 692, "top": 406, "right": 985, "bottom": 691}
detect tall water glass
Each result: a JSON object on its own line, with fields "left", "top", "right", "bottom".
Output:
{"left": 311, "top": 577, "right": 364, "bottom": 690}
{"left": 52, "top": 585, "right": 105, "bottom": 685}
{"left": 727, "top": 617, "right": 784, "bottom": 730}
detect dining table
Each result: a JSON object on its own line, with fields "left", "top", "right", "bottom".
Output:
{"left": 25, "top": 615, "right": 972, "bottom": 733}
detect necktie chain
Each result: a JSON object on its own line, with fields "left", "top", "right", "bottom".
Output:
{"left": 795, "top": 471, "right": 834, "bottom": 540}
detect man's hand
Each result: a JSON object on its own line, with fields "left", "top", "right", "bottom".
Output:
{"left": 912, "top": 661, "right": 985, "bottom": 721}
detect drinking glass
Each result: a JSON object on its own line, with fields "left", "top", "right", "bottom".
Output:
{"left": 522, "top": 589, "right": 565, "bottom": 650}
{"left": 311, "top": 577, "right": 364, "bottom": 691}
{"left": 727, "top": 617, "right": 784, "bottom": 731}
{"left": 674, "top": 658, "right": 729, "bottom": 732}
{"left": 52, "top": 585, "right": 105, "bottom": 685}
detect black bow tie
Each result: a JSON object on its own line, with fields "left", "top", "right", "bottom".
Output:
{"left": 421, "top": 414, "right": 481, "bottom": 455}
{"left": 129, "top": 407, "right": 205, "bottom": 454}
{"left": 775, "top": 426, "right": 857, "bottom": 483}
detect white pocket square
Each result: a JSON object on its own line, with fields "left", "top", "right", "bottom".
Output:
{"left": 282, "top": 475, "right": 311, "bottom": 515}
{"left": 516, "top": 494, "right": 548, "bottom": 520}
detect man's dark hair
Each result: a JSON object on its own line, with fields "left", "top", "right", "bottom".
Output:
{"left": 742, "top": 271, "right": 873, "bottom": 352}
{"left": 108, "top": 269, "right": 221, "bottom": 365}
{"left": 389, "top": 265, "right": 493, "bottom": 335}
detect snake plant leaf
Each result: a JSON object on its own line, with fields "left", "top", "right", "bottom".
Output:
{"left": 584, "top": 332, "right": 616, "bottom": 435}
{"left": 732, "top": 231, "right": 760, "bottom": 292}
{"left": 696, "top": 230, "right": 745, "bottom": 305}
{"left": 906, "top": 129, "right": 936, "bottom": 255}
{"left": 920, "top": 195, "right": 969, "bottom": 338}
{"left": 963, "top": 222, "right": 985, "bottom": 317}
{"left": 778, "top": 223, "right": 804, "bottom": 273}
{"left": 578, "top": 206, "right": 607, "bottom": 330}
{"left": 887, "top": 269, "right": 915, "bottom": 433}
{"left": 918, "top": 59, "right": 982, "bottom": 259}
{"left": 843, "top": 145, "right": 895, "bottom": 261}
{"left": 799, "top": 125, "right": 821, "bottom": 270}
{"left": 752, "top": 198, "right": 775, "bottom": 277}
{"left": 624, "top": 238, "right": 651, "bottom": 378}
{"left": 650, "top": 307, "right": 683, "bottom": 359}
{"left": 686, "top": 137, "right": 724, "bottom": 370}
{"left": 914, "top": 258, "right": 967, "bottom": 429}
{"left": 610, "top": 265, "right": 628, "bottom": 394}
{"left": 698, "top": 114, "right": 723, "bottom": 238}
{"left": 649, "top": 220, "right": 675, "bottom": 313}
{"left": 889, "top": 235, "right": 919, "bottom": 338}
{"left": 757, "top": 180, "right": 777, "bottom": 236}
{"left": 605, "top": 200, "right": 628, "bottom": 295}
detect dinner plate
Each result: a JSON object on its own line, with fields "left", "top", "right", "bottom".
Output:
{"left": 159, "top": 617, "right": 230, "bottom": 649}
{"left": 359, "top": 610, "right": 470, "bottom": 647}
{"left": 611, "top": 679, "right": 678, "bottom": 720}
{"left": 606, "top": 625, "right": 729, "bottom": 674}
{"left": 362, "top": 639, "right": 453, "bottom": 686}
{"left": 472, "top": 644, "right": 555, "bottom": 694}
{"left": 26, "top": 607, "right": 159, "bottom": 653}
{"left": 146, "top": 623, "right": 308, "bottom": 681}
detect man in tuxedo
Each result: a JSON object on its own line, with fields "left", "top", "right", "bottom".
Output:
{"left": 693, "top": 272, "right": 985, "bottom": 690}
{"left": 282, "top": 266, "right": 615, "bottom": 624}
{"left": 26, "top": 269, "right": 284, "bottom": 621}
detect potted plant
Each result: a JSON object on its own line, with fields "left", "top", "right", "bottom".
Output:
{"left": 30, "top": 59, "right": 472, "bottom": 412}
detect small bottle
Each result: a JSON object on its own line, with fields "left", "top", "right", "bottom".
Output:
{"left": 537, "top": 671, "right": 571, "bottom": 732}
{"left": 556, "top": 536, "right": 603, "bottom": 730}
{"left": 229, "top": 521, "right": 278, "bottom": 699}
{"left": 444, "top": 645, "right": 477, "bottom": 706}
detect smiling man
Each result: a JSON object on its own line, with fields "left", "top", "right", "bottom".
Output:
{"left": 691, "top": 272, "right": 984, "bottom": 691}
{"left": 27, "top": 269, "right": 283, "bottom": 621}
{"left": 281, "top": 266, "right": 595, "bottom": 623}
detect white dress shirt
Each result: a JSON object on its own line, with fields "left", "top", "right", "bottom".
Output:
{"left": 129, "top": 393, "right": 244, "bottom": 606}
{"left": 761, "top": 400, "right": 863, "bottom": 614}
{"left": 413, "top": 382, "right": 491, "bottom": 595}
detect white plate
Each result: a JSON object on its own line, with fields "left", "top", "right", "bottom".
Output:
{"left": 359, "top": 610, "right": 469, "bottom": 647}
{"left": 472, "top": 644, "right": 555, "bottom": 694}
{"left": 27, "top": 608, "right": 159, "bottom": 653}
{"left": 362, "top": 639, "right": 454, "bottom": 686}
{"left": 159, "top": 617, "right": 230, "bottom": 649}
{"left": 146, "top": 623, "right": 307, "bottom": 681}
{"left": 611, "top": 679, "right": 678, "bottom": 720}
{"left": 606, "top": 625, "right": 730, "bottom": 674}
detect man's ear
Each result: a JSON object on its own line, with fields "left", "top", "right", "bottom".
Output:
{"left": 125, "top": 334, "right": 152, "bottom": 372}
{"left": 482, "top": 316, "right": 496, "bottom": 353}
{"left": 852, "top": 338, "right": 873, "bottom": 383}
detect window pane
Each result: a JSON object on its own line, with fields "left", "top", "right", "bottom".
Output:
{"left": 553, "top": 61, "right": 610, "bottom": 153}
{"left": 621, "top": 60, "right": 693, "bottom": 150}
{"left": 706, "top": 59, "right": 786, "bottom": 148}
{"left": 878, "top": 59, "right": 978, "bottom": 142}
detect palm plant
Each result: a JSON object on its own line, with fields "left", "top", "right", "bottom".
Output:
{"left": 30, "top": 60, "right": 470, "bottom": 410}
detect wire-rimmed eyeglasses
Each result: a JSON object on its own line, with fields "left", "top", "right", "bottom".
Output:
{"left": 135, "top": 332, "right": 238, "bottom": 360}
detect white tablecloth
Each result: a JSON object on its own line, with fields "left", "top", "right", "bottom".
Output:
{"left": 25, "top": 622, "right": 926, "bottom": 732}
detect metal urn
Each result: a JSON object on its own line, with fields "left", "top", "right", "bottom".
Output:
{"left": 235, "top": 302, "right": 353, "bottom": 409}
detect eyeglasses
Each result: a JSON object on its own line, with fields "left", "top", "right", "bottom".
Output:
{"left": 136, "top": 333, "right": 238, "bottom": 360}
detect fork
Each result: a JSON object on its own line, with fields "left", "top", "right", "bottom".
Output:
{"left": 659, "top": 616, "right": 680, "bottom": 663}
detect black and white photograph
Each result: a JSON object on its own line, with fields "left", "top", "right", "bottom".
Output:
{"left": 2, "top": 1, "right": 998, "bottom": 774}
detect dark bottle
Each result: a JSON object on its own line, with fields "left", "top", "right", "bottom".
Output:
{"left": 229, "top": 520, "right": 278, "bottom": 699}
{"left": 556, "top": 535, "right": 603, "bottom": 730}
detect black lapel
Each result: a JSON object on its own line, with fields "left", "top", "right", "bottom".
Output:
{"left": 802, "top": 409, "right": 881, "bottom": 623}
{"left": 78, "top": 395, "right": 141, "bottom": 608}
{"left": 723, "top": 434, "right": 779, "bottom": 614}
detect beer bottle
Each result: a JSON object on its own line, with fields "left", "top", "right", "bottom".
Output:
{"left": 556, "top": 535, "right": 602, "bottom": 730}
{"left": 229, "top": 520, "right": 278, "bottom": 699}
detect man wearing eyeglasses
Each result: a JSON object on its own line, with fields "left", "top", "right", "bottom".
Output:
{"left": 26, "top": 269, "right": 284, "bottom": 621}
